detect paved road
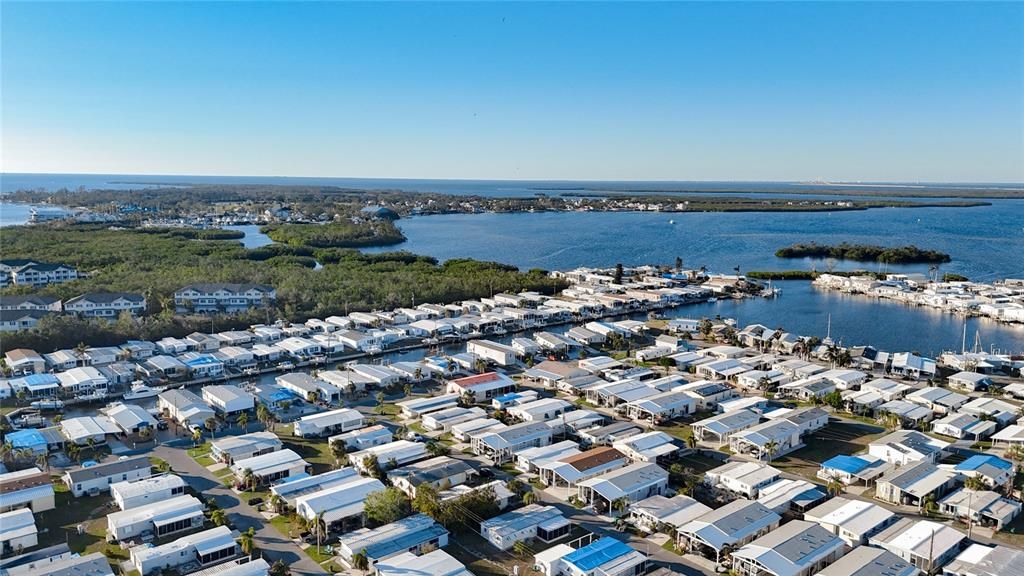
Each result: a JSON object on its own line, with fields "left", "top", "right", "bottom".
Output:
{"left": 153, "top": 443, "right": 329, "bottom": 576}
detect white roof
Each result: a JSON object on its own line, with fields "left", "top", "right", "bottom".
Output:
{"left": 0, "top": 507, "right": 36, "bottom": 543}
{"left": 576, "top": 462, "right": 667, "bottom": 500}
{"left": 111, "top": 474, "right": 187, "bottom": 502}
{"left": 61, "top": 416, "right": 118, "bottom": 440}
{"left": 873, "top": 519, "right": 966, "bottom": 560}
{"left": 108, "top": 495, "right": 203, "bottom": 530}
{"left": 231, "top": 448, "right": 305, "bottom": 476}
{"left": 806, "top": 497, "right": 895, "bottom": 536}
{"left": 376, "top": 550, "right": 472, "bottom": 576}
{"left": 131, "top": 526, "right": 234, "bottom": 564}
{"left": 731, "top": 520, "right": 843, "bottom": 576}
{"left": 294, "top": 475, "right": 385, "bottom": 523}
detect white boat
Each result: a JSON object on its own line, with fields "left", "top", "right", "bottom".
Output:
{"left": 668, "top": 219, "right": 675, "bottom": 224}
{"left": 278, "top": 361, "right": 295, "bottom": 370}
{"left": 123, "top": 383, "right": 163, "bottom": 401}
{"left": 707, "top": 297, "right": 718, "bottom": 303}
{"left": 242, "top": 367, "right": 260, "bottom": 376}
{"left": 30, "top": 399, "right": 64, "bottom": 410}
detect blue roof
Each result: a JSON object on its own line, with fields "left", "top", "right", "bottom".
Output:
{"left": 269, "top": 388, "right": 297, "bottom": 402}
{"left": 184, "top": 355, "right": 220, "bottom": 367}
{"left": 494, "top": 392, "right": 523, "bottom": 403}
{"left": 957, "top": 454, "right": 1012, "bottom": 472}
{"left": 7, "top": 429, "right": 46, "bottom": 449}
{"left": 563, "top": 538, "right": 634, "bottom": 571}
{"left": 821, "top": 455, "right": 870, "bottom": 474}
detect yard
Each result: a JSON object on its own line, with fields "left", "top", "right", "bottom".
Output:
{"left": 770, "top": 420, "right": 887, "bottom": 482}
{"left": 188, "top": 442, "right": 217, "bottom": 466}
{"left": 35, "top": 485, "right": 124, "bottom": 567}
{"left": 275, "top": 430, "right": 336, "bottom": 474}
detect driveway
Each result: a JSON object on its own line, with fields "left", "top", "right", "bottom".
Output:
{"left": 153, "top": 443, "right": 329, "bottom": 576}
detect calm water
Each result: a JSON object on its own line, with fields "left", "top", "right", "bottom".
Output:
{"left": 3, "top": 172, "right": 1021, "bottom": 200}
{"left": 222, "top": 224, "right": 274, "bottom": 248}
{"left": 0, "top": 202, "right": 71, "bottom": 227}
{"left": 3, "top": 174, "right": 1023, "bottom": 353}
{"left": 364, "top": 207, "right": 1024, "bottom": 353}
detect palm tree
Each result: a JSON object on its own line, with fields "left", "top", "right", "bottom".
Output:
{"left": 306, "top": 391, "right": 318, "bottom": 404}
{"left": 964, "top": 475, "right": 987, "bottom": 492}
{"left": 312, "top": 511, "right": 326, "bottom": 553}
{"left": 210, "top": 508, "right": 229, "bottom": 527}
{"left": 403, "top": 383, "right": 413, "bottom": 397}
{"left": 684, "top": 431, "right": 697, "bottom": 450}
{"left": 610, "top": 497, "right": 630, "bottom": 516}
{"left": 36, "top": 452, "right": 49, "bottom": 471}
{"left": 66, "top": 443, "right": 82, "bottom": 463}
{"left": 268, "top": 493, "right": 282, "bottom": 514}
{"left": 239, "top": 527, "right": 256, "bottom": 556}
{"left": 922, "top": 494, "right": 938, "bottom": 517}
{"left": 330, "top": 439, "right": 348, "bottom": 466}
{"left": 236, "top": 412, "right": 249, "bottom": 432}
{"left": 522, "top": 490, "right": 538, "bottom": 505}
{"left": 763, "top": 440, "right": 779, "bottom": 463}
{"left": 825, "top": 475, "right": 844, "bottom": 497}
{"left": 375, "top": 391, "right": 386, "bottom": 414}
{"left": 269, "top": 559, "right": 291, "bottom": 576}
{"left": 205, "top": 417, "right": 218, "bottom": 439}
{"left": 0, "top": 442, "right": 12, "bottom": 466}
{"left": 351, "top": 550, "right": 369, "bottom": 571}
{"left": 242, "top": 468, "right": 257, "bottom": 492}
{"left": 192, "top": 427, "right": 203, "bottom": 447}
{"left": 882, "top": 412, "right": 902, "bottom": 432}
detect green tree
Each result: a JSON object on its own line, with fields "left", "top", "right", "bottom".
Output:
{"left": 239, "top": 527, "right": 256, "bottom": 556}
{"left": 364, "top": 487, "right": 411, "bottom": 526}
{"left": 412, "top": 483, "right": 442, "bottom": 519}
{"left": 269, "top": 559, "right": 290, "bottom": 576}
{"left": 351, "top": 550, "right": 369, "bottom": 571}
{"left": 210, "top": 508, "right": 229, "bottom": 527}
{"left": 236, "top": 412, "right": 249, "bottom": 432}
{"left": 330, "top": 439, "right": 349, "bottom": 467}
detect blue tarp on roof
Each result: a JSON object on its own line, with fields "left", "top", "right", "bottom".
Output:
{"left": 563, "top": 537, "right": 634, "bottom": 571}
{"left": 494, "top": 392, "right": 523, "bottom": 403}
{"left": 957, "top": 454, "right": 1012, "bottom": 472}
{"left": 821, "top": 455, "right": 870, "bottom": 474}
{"left": 184, "top": 355, "right": 220, "bottom": 367}
{"left": 269, "top": 388, "right": 297, "bottom": 403}
{"left": 7, "top": 429, "right": 46, "bottom": 449}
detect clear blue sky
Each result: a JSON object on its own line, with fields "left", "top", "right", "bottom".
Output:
{"left": 2, "top": 1, "right": 1022, "bottom": 182}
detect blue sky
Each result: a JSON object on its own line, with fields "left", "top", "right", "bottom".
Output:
{"left": 2, "top": 2, "right": 1022, "bottom": 182}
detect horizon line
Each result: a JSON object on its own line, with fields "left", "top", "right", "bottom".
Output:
{"left": 2, "top": 171, "right": 1022, "bottom": 187}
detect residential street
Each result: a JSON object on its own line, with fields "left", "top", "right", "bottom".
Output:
{"left": 153, "top": 443, "right": 328, "bottom": 576}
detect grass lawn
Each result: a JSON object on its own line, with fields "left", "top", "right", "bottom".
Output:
{"left": 150, "top": 456, "right": 173, "bottom": 472}
{"left": 661, "top": 538, "right": 682, "bottom": 555}
{"left": 771, "top": 420, "right": 887, "bottom": 482}
{"left": 195, "top": 454, "right": 217, "bottom": 466}
{"left": 188, "top": 442, "right": 212, "bottom": 458}
{"left": 409, "top": 422, "right": 428, "bottom": 434}
{"left": 375, "top": 403, "right": 401, "bottom": 417}
{"left": 276, "top": 430, "right": 335, "bottom": 474}
{"left": 657, "top": 422, "right": 693, "bottom": 443}
{"left": 270, "top": 514, "right": 297, "bottom": 538}
{"left": 35, "top": 490, "right": 122, "bottom": 566}
{"left": 673, "top": 453, "right": 726, "bottom": 473}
